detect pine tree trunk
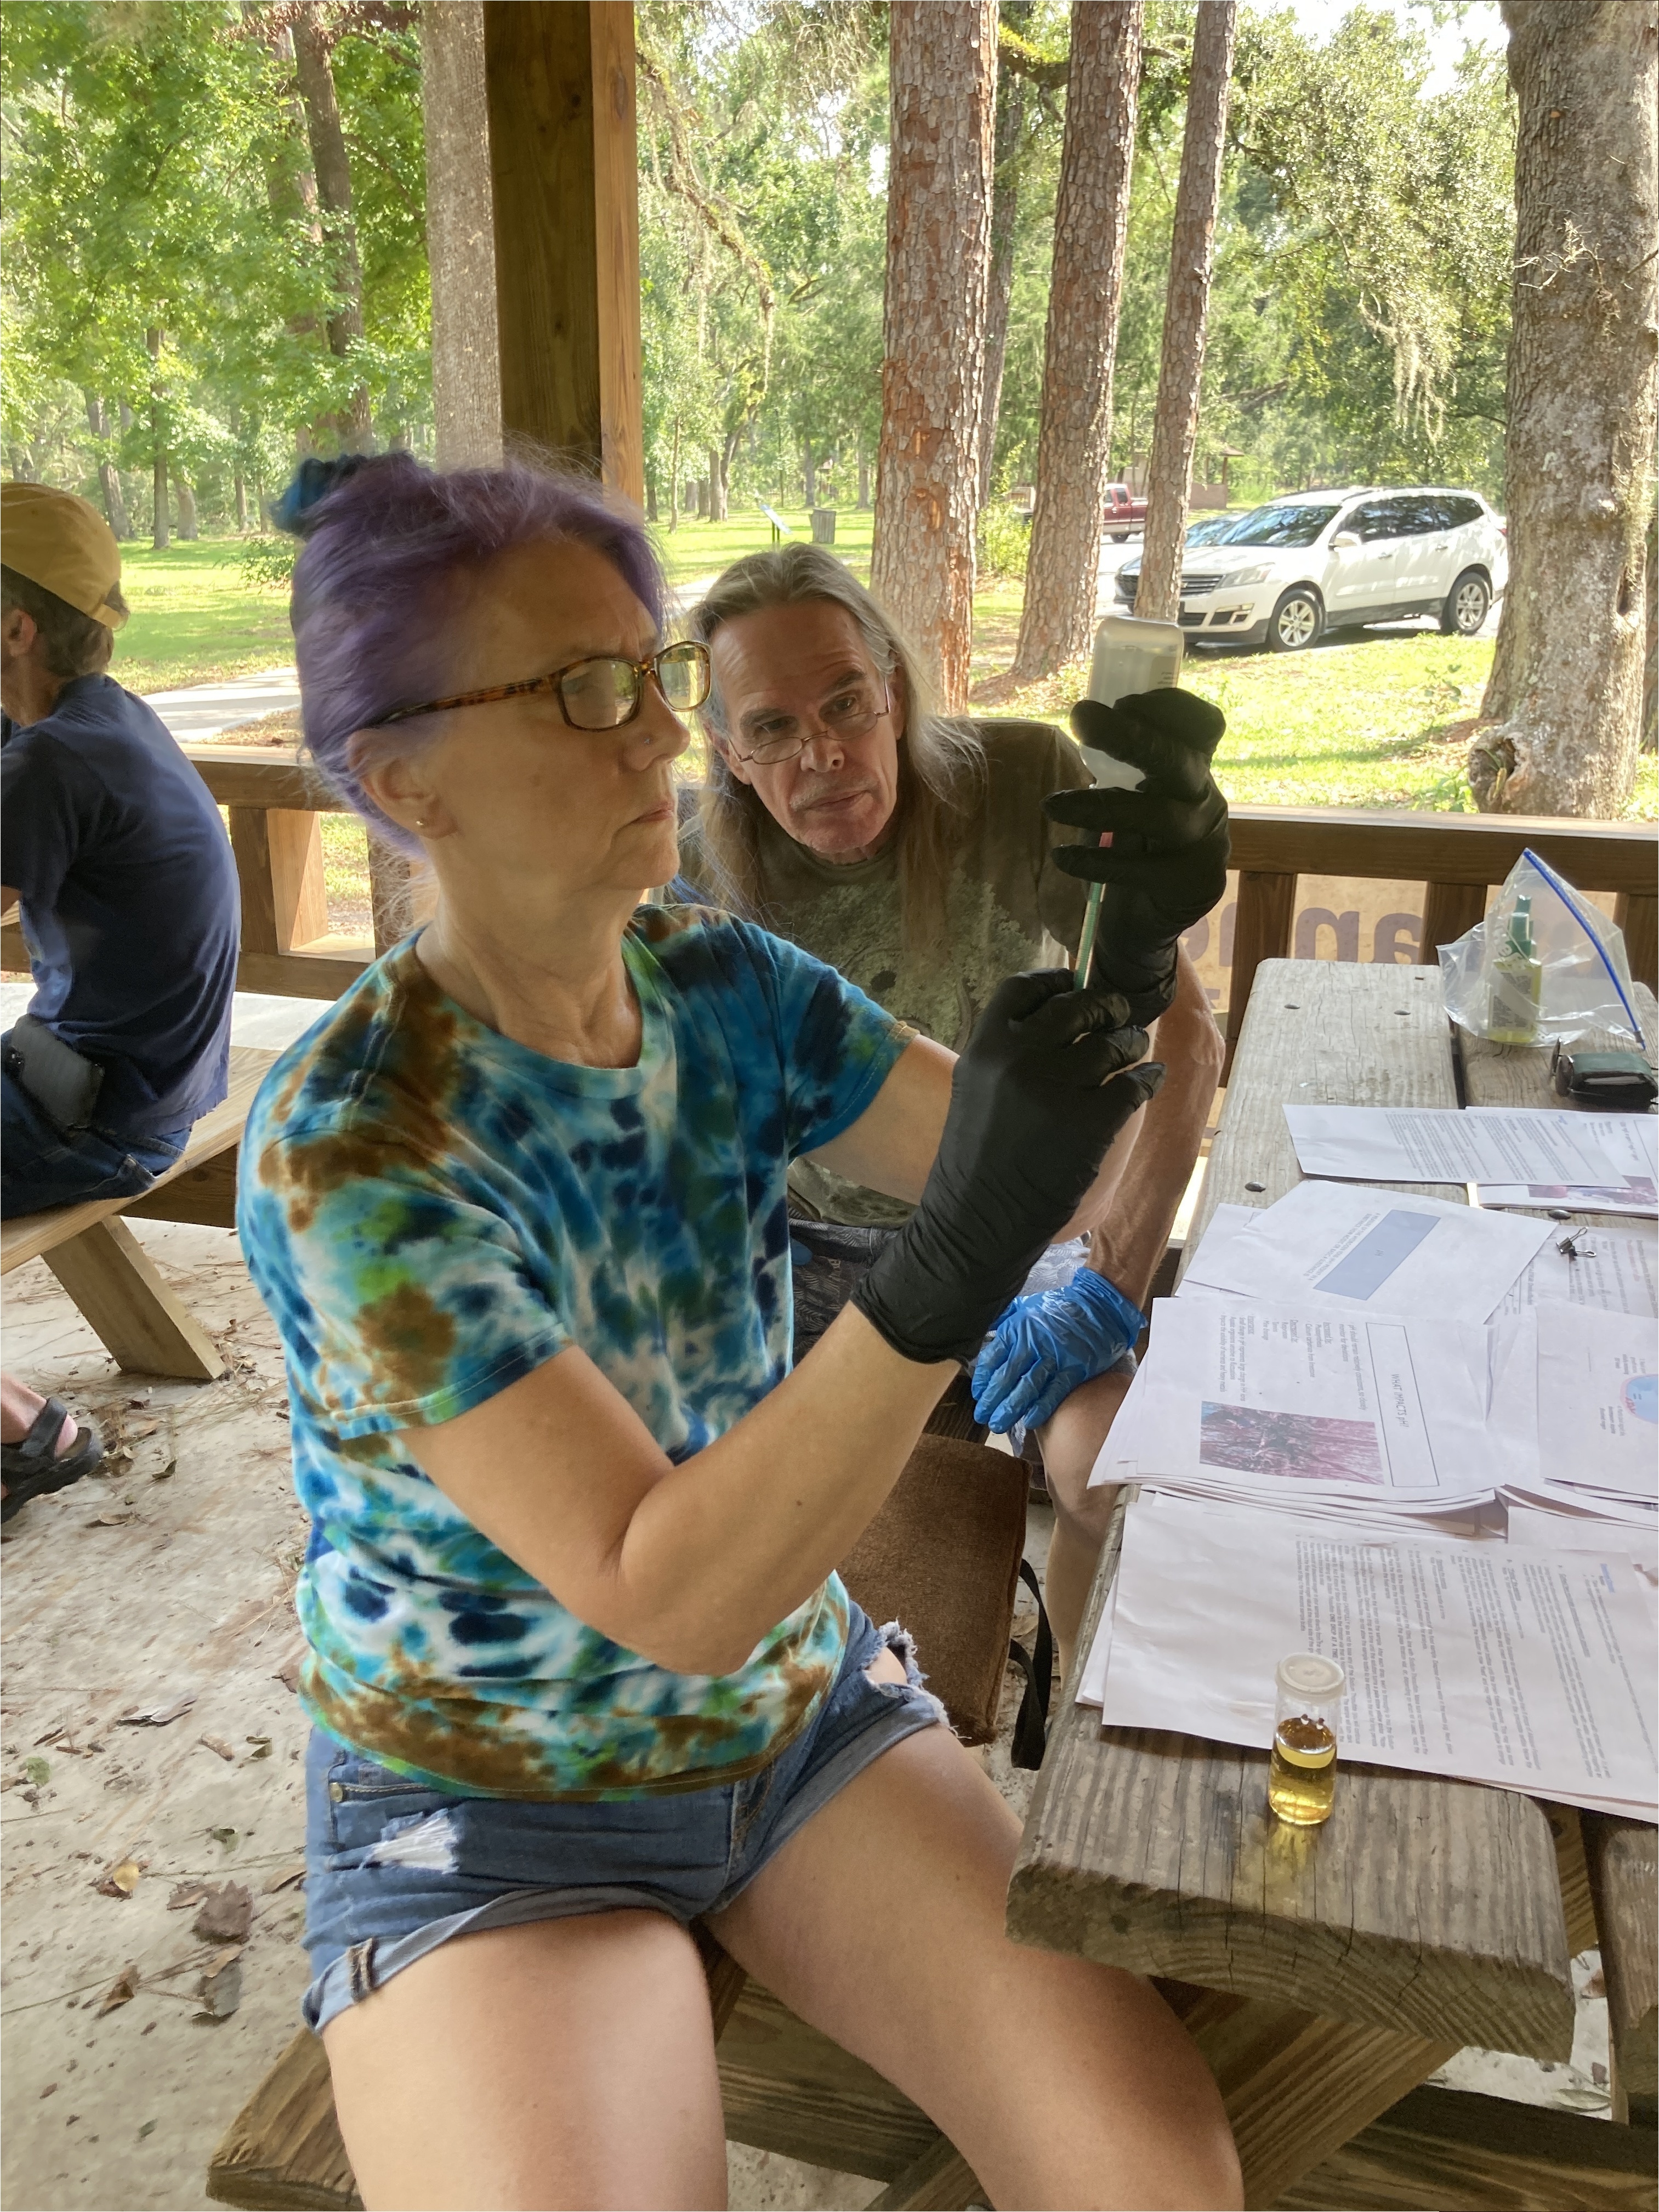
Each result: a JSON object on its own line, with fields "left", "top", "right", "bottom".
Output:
{"left": 645, "top": 475, "right": 659, "bottom": 524}
{"left": 857, "top": 440, "right": 871, "bottom": 509}
{"left": 1011, "top": 1, "right": 1143, "bottom": 682}
{"left": 1469, "top": 1, "right": 1658, "bottom": 815}
{"left": 1135, "top": 0, "right": 1237, "bottom": 625}
{"left": 667, "top": 417, "right": 680, "bottom": 531}
{"left": 421, "top": 0, "right": 503, "bottom": 469}
{"left": 871, "top": 0, "right": 997, "bottom": 711}
{"left": 235, "top": 474, "right": 249, "bottom": 531}
{"left": 292, "top": 10, "right": 374, "bottom": 451}
{"left": 708, "top": 448, "right": 728, "bottom": 522}
{"left": 978, "top": 0, "right": 1033, "bottom": 510}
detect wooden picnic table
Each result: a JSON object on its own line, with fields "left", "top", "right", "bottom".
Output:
{"left": 1007, "top": 957, "right": 1658, "bottom": 2205}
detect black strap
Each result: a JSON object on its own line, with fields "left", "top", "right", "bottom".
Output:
{"left": 1008, "top": 1559, "right": 1054, "bottom": 1770}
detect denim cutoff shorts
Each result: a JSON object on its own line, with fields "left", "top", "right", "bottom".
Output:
{"left": 302, "top": 1603, "right": 946, "bottom": 2034}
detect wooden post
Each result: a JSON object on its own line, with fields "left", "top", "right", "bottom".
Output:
{"left": 480, "top": 2, "right": 644, "bottom": 502}
{"left": 422, "top": 0, "right": 504, "bottom": 470}
{"left": 228, "top": 808, "right": 329, "bottom": 955}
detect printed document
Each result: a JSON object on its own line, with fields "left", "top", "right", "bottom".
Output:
{"left": 1181, "top": 1181, "right": 1550, "bottom": 1325}
{"left": 1475, "top": 1112, "right": 1658, "bottom": 1218}
{"left": 1537, "top": 1304, "right": 1658, "bottom": 1502}
{"left": 1283, "top": 1105, "right": 1621, "bottom": 1187}
{"left": 1092, "top": 1493, "right": 1657, "bottom": 1817}
{"left": 1495, "top": 1228, "right": 1657, "bottom": 1319}
{"left": 1090, "top": 1297, "right": 1501, "bottom": 1506}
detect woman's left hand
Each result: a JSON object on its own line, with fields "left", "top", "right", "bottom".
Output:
{"left": 971, "top": 1267, "right": 1143, "bottom": 1434}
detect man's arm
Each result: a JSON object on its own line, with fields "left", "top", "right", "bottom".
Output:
{"left": 1078, "top": 946, "right": 1222, "bottom": 1305}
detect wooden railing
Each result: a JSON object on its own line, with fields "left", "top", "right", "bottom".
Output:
{"left": 5, "top": 748, "right": 1652, "bottom": 1043}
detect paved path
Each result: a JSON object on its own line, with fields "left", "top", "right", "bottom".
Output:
{"left": 143, "top": 666, "right": 299, "bottom": 741}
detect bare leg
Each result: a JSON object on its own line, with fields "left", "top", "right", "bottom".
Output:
{"left": 320, "top": 1909, "right": 728, "bottom": 2211}
{"left": 711, "top": 1664, "right": 1240, "bottom": 2212}
{"left": 1, "top": 1372, "right": 75, "bottom": 1452}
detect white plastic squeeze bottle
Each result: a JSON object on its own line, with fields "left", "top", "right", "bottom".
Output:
{"left": 1072, "top": 611, "right": 1185, "bottom": 989}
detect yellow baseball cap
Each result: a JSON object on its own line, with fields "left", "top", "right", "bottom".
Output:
{"left": 1, "top": 481, "right": 127, "bottom": 628}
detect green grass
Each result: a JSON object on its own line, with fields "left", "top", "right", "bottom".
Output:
{"left": 652, "top": 505, "right": 873, "bottom": 591}
{"left": 112, "top": 538, "right": 293, "bottom": 695}
{"left": 970, "top": 613, "right": 1658, "bottom": 821}
{"left": 115, "top": 526, "right": 1656, "bottom": 824}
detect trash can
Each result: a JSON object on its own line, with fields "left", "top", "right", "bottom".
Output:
{"left": 810, "top": 508, "right": 837, "bottom": 546}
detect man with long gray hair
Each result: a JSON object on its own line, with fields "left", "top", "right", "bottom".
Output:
{"left": 680, "top": 545, "right": 1226, "bottom": 1679}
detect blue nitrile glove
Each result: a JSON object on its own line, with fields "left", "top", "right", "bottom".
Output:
{"left": 971, "top": 1267, "right": 1145, "bottom": 1434}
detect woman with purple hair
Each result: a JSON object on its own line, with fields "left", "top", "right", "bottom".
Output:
{"left": 239, "top": 454, "right": 1238, "bottom": 2211}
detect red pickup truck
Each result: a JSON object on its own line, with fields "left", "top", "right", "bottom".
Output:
{"left": 1102, "top": 484, "right": 1147, "bottom": 540}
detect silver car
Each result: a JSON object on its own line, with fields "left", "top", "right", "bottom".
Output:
{"left": 1114, "top": 487, "right": 1508, "bottom": 652}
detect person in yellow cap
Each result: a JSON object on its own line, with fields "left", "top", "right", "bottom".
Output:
{"left": 0, "top": 483, "right": 240, "bottom": 1518}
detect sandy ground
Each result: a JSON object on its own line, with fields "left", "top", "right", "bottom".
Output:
{"left": 0, "top": 1213, "right": 1049, "bottom": 2212}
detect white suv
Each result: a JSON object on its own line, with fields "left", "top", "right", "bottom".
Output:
{"left": 1113, "top": 487, "right": 1508, "bottom": 652}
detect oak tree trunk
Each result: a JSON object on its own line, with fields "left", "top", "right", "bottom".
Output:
{"left": 978, "top": 0, "right": 1033, "bottom": 510}
{"left": 708, "top": 446, "right": 728, "bottom": 521}
{"left": 1469, "top": 1, "right": 1658, "bottom": 816}
{"left": 146, "top": 326, "right": 169, "bottom": 551}
{"left": 421, "top": 0, "right": 504, "bottom": 469}
{"left": 175, "top": 480, "right": 199, "bottom": 540}
{"left": 1011, "top": 0, "right": 1143, "bottom": 682}
{"left": 1135, "top": 0, "right": 1238, "bottom": 625}
{"left": 84, "top": 394, "right": 131, "bottom": 539}
{"left": 871, "top": 0, "right": 997, "bottom": 712}
{"left": 292, "top": 10, "right": 374, "bottom": 451}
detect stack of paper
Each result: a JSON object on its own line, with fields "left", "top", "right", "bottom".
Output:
{"left": 1080, "top": 1491, "right": 1657, "bottom": 1821}
{"left": 1473, "top": 1110, "right": 1657, "bottom": 1217}
{"left": 1088, "top": 1295, "right": 1505, "bottom": 1514}
{"left": 1283, "top": 1103, "right": 1631, "bottom": 1189}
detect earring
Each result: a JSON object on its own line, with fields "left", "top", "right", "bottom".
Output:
{"left": 414, "top": 815, "right": 431, "bottom": 828}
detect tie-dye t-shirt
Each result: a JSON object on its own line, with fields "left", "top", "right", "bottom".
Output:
{"left": 238, "top": 907, "right": 911, "bottom": 1800}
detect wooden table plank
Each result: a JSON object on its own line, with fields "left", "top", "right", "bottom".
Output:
{"left": 1009, "top": 963, "right": 1577, "bottom": 2078}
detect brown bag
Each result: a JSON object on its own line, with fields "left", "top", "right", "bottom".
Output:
{"left": 837, "top": 1431, "right": 1032, "bottom": 1746}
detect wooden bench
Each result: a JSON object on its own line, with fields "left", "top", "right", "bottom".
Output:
{"left": 1, "top": 1044, "right": 277, "bottom": 1382}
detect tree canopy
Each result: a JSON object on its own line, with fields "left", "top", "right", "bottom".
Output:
{"left": 1, "top": 0, "right": 1518, "bottom": 538}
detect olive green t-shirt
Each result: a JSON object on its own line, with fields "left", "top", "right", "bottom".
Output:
{"left": 680, "top": 718, "right": 1093, "bottom": 1226}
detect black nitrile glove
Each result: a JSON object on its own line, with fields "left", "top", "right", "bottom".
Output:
{"left": 851, "top": 972, "right": 1164, "bottom": 1368}
{"left": 1045, "top": 687, "right": 1230, "bottom": 1023}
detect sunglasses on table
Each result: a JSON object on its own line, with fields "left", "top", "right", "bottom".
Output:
{"left": 363, "top": 640, "right": 712, "bottom": 733}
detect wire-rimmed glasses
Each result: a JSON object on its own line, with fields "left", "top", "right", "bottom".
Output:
{"left": 363, "top": 640, "right": 712, "bottom": 734}
{"left": 725, "top": 679, "right": 892, "bottom": 766}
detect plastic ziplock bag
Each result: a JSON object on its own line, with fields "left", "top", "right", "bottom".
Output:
{"left": 1438, "top": 847, "right": 1649, "bottom": 1048}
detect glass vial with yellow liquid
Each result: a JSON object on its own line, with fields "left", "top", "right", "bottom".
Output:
{"left": 1269, "top": 1653, "right": 1345, "bottom": 1827}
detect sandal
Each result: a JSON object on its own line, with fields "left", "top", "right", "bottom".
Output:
{"left": 1, "top": 1397, "right": 105, "bottom": 1522}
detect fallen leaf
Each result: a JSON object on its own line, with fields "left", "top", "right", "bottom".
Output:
{"left": 191, "top": 1883, "right": 253, "bottom": 1944}
{"left": 125, "top": 1419, "right": 160, "bottom": 1441}
{"left": 97, "top": 1965, "right": 140, "bottom": 2015}
{"left": 202, "top": 1943, "right": 243, "bottom": 1978}
{"left": 86, "top": 1511, "right": 138, "bottom": 1528}
{"left": 167, "top": 1881, "right": 208, "bottom": 1912}
{"left": 120, "top": 1693, "right": 196, "bottom": 1728}
{"left": 151, "top": 1460, "right": 176, "bottom": 1483}
{"left": 39, "top": 2084, "right": 56, "bottom": 2099}
{"left": 198, "top": 1735, "right": 235, "bottom": 1762}
{"left": 245, "top": 1736, "right": 272, "bottom": 1761}
{"left": 32, "top": 1725, "right": 63, "bottom": 1747}
{"left": 23, "top": 1756, "right": 49, "bottom": 1786}
{"left": 262, "top": 1863, "right": 305, "bottom": 1894}
{"left": 194, "top": 1958, "right": 242, "bottom": 2021}
{"left": 207, "top": 1825, "right": 240, "bottom": 1853}
{"left": 137, "top": 2119, "right": 156, "bottom": 2139}
{"left": 95, "top": 1859, "right": 143, "bottom": 1899}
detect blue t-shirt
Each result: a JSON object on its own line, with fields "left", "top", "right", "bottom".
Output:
{"left": 238, "top": 909, "right": 912, "bottom": 1799}
{"left": 1, "top": 675, "right": 240, "bottom": 1134}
